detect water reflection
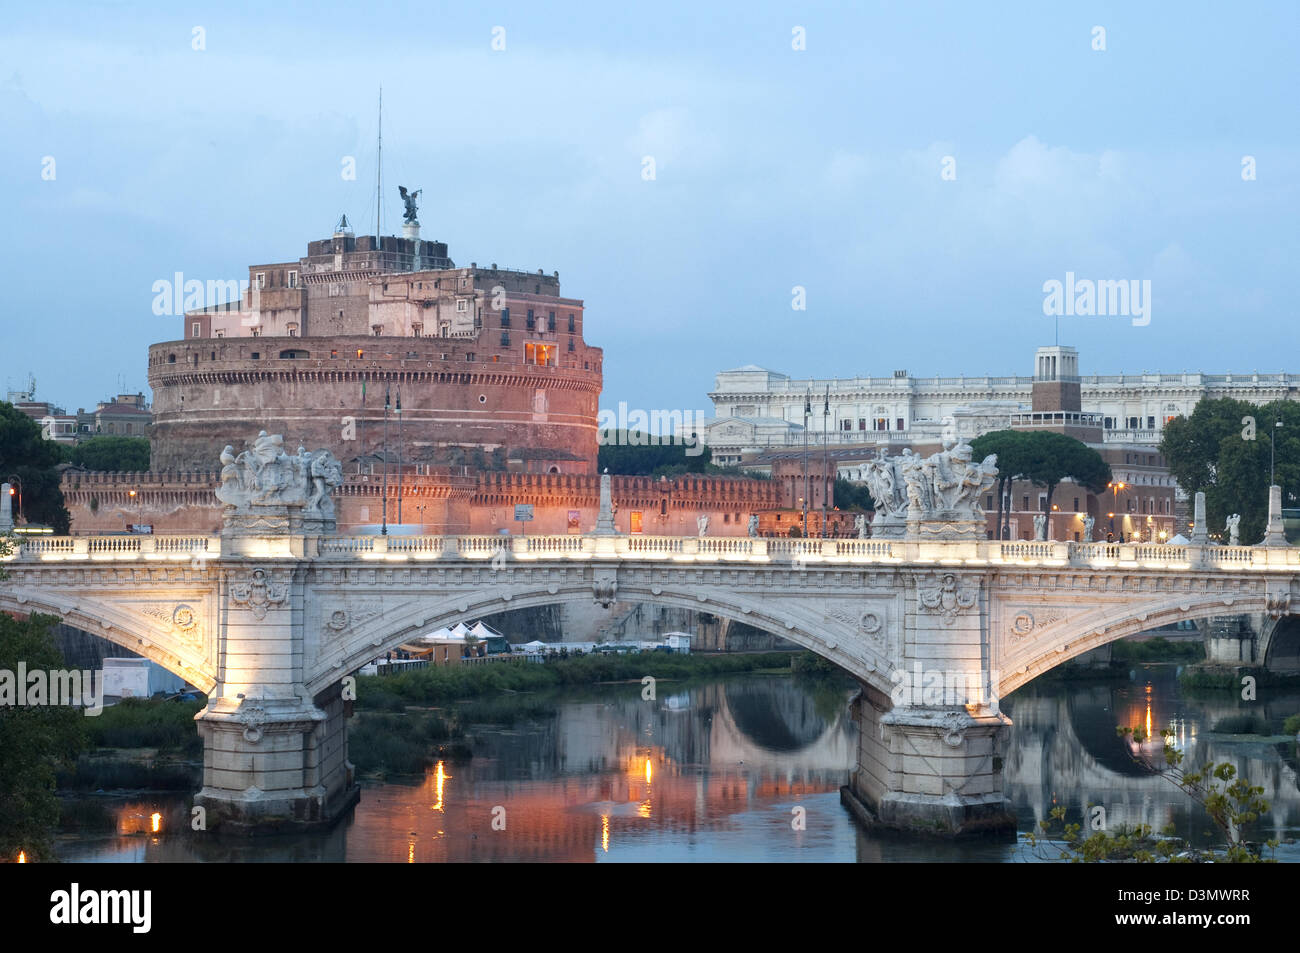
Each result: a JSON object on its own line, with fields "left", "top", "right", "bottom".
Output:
{"left": 52, "top": 667, "right": 1300, "bottom": 862}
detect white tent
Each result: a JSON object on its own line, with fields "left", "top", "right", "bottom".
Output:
{"left": 416, "top": 626, "right": 455, "bottom": 643}
{"left": 519, "top": 640, "right": 549, "bottom": 653}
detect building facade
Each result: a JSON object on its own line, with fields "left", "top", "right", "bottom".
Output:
{"left": 700, "top": 351, "right": 1300, "bottom": 466}
{"left": 149, "top": 218, "right": 603, "bottom": 474}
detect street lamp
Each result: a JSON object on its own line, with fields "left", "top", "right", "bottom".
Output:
{"left": 6, "top": 475, "right": 21, "bottom": 525}
{"left": 1106, "top": 481, "right": 1126, "bottom": 539}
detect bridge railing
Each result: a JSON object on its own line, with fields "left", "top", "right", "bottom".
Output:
{"left": 6, "top": 533, "right": 1298, "bottom": 570}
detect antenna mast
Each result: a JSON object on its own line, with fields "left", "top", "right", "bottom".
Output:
{"left": 375, "top": 87, "right": 383, "bottom": 240}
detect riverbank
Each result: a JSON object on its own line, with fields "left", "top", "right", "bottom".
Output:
{"left": 354, "top": 650, "right": 801, "bottom": 711}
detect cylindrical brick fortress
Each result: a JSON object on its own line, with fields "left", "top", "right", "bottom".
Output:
{"left": 148, "top": 336, "right": 602, "bottom": 473}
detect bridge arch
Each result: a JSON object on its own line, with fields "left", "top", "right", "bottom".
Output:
{"left": 307, "top": 582, "right": 896, "bottom": 700}
{"left": 1262, "top": 615, "right": 1300, "bottom": 673}
{"left": 0, "top": 590, "right": 217, "bottom": 693}
{"left": 998, "top": 591, "right": 1284, "bottom": 697}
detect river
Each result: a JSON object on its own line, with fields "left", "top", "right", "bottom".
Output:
{"left": 53, "top": 665, "right": 1300, "bottom": 862}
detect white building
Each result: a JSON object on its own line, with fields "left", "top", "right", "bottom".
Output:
{"left": 695, "top": 350, "right": 1299, "bottom": 466}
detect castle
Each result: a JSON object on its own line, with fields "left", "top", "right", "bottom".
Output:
{"left": 148, "top": 215, "right": 602, "bottom": 476}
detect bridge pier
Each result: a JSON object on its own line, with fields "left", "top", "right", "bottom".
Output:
{"left": 843, "top": 684, "right": 1014, "bottom": 836}
{"left": 195, "top": 681, "right": 358, "bottom": 833}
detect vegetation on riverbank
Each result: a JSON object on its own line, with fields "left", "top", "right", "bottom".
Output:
{"left": 355, "top": 650, "right": 798, "bottom": 710}
{"left": 1179, "top": 666, "right": 1300, "bottom": 692}
{"left": 1110, "top": 637, "right": 1204, "bottom": 663}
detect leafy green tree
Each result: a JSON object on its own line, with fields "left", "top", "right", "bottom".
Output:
{"left": 0, "top": 613, "right": 88, "bottom": 861}
{"left": 1018, "top": 431, "right": 1111, "bottom": 538}
{"left": 1161, "top": 398, "right": 1300, "bottom": 544}
{"left": 70, "top": 436, "right": 150, "bottom": 472}
{"left": 833, "top": 478, "right": 873, "bottom": 511}
{"left": 597, "top": 430, "right": 715, "bottom": 476}
{"left": 1022, "top": 728, "right": 1277, "bottom": 862}
{"left": 970, "top": 430, "right": 1035, "bottom": 540}
{"left": 0, "top": 403, "right": 71, "bottom": 534}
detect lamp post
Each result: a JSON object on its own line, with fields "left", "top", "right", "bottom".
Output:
{"left": 1107, "top": 481, "right": 1126, "bottom": 539}
{"left": 821, "top": 387, "right": 830, "bottom": 538}
{"left": 5, "top": 475, "right": 20, "bottom": 525}
{"left": 802, "top": 390, "right": 811, "bottom": 538}
{"left": 381, "top": 385, "right": 390, "bottom": 535}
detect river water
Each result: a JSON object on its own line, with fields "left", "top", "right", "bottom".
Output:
{"left": 54, "top": 665, "right": 1300, "bottom": 862}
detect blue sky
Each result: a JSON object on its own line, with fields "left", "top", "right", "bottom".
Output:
{"left": 2, "top": 1, "right": 1296, "bottom": 417}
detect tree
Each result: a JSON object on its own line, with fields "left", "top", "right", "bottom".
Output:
{"left": 70, "top": 436, "right": 150, "bottom": 472}
{"left": 1022, "top": 728, "right": 1277, "bottom": 863}
{"left": 1018, "top": 431, "right": 1111, "bottom": 538}
{"left": 1161, "top": 398, "right": 1300, "bottom": 544}
{"left": 832, "top": 478, "right": 873, "bottom": 511}
{"left": 0, "top": 403, "right": 71, "bottom": 534}
{"left": 970, "top": 430, "right": 1035, "bottom": 540}
{"left": 0, "top": 613, "right": 88, "bottom": 861}
{"left": 597, "top": 431, "right": 716, "bottom": 476}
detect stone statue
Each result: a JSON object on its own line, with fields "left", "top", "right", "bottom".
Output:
{"left": 697, "top": 514, "right": 709, "bottom": 537}
{"left": 216, "top": 433, "right": 343, "bottom": 533}
{"left": 747, "top": 514, "right": 759, "bottom": 537}
{"left": 1226, "top": 513, "right": 1241, "bottom": 546}
{"left": 1033, "top": 513, "right": 1047, "bottom": 541}
{"left": 398, "top": 185, "right": 421, "bottom": 224}
{"left": 854, "top": 513, "right": 868, "bottom": 539}
{"left": 1083, "top": 515, "right": 1095, "bottom": 542}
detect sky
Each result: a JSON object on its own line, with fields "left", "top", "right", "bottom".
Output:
{"left": 1, "top": 1, "right": 1297, "bottom": 419}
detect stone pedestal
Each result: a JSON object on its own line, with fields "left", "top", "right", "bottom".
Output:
{"left": 1262, "top": 484, "right": 1288, "bottom": 547}
{"left": 195, "top": 682, "right": 357, "bottom": 833}
{"left": 1191, "top": 491, "right": 1209, "bottom": 544}
{"left": 0, "top": 482, "right": 12, "bottom": 533}
{"left": 844, "top": 687, "right": 1014, "bottom": 835}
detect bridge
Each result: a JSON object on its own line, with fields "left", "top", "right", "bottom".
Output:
{"left": 2, "top": 436, "right": 1298, "bottom": 836}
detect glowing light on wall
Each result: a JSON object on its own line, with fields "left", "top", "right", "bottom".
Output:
{"left": 601, "top": 814, "right": 610, "bottom": 853}
{"left": 150, "top": 812, "right": 161, "bottom": 833}
{"left": 17, "top": 851, "right": 26, "bottom": 863}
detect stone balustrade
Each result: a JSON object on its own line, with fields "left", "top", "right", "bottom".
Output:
{"left": 7, "top": 532, "right": 1297, "bottom": 569}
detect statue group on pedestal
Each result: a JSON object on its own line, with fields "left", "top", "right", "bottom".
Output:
{"left": 863, "top": 440, "right": 998, "bottom": 527}
{"left": 217, "top": 431, "right": 343, "bottom": 522}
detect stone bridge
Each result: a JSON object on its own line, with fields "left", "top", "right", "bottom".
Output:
{"left": 4, "top": 525, "right": 1298, "bottom": 835}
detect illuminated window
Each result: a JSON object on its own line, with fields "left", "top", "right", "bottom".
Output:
{"left": 525, "top": 342, "right": 557, "bottom": 366}
{"left": 357, "top": 349, "right": 364, "bottom": 359}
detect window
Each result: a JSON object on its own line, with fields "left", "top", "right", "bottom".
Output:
{"left": 215, "top": 330, "right": 224, "bottom": 338}
{"left": 255, "top": 273, "right": 265, "bottom": 289}
{"left": 1128, "top": 416, "right": 1139, "bottom": 429}
{"left": 192, "top": 322, "right": 200, "bottom": 337}
{"left": 1022, "top": 495, "right": 1029, "bottom": 510}
{"left": 525, "top": 342, "right": 557, "bottom": 366}
{"left": 331, "top": 349, "right": 338, "bottom": 358}
{"left": 466, "top": 353, "right": 476, "bottom": 362}
{"left": 567, "top": 313, "right": 575, "bottom": 332}
{"left": 456, "top": 299, "right": 468, "bottom": 312}
{"left": 1104, "top": 416, "right": 1114, "bottom": 429}
{"left": 1038, "top": 494, "right": 1047, "bottom": 511}
{"left": 985, "top": 495, "right": 993, "bottom": 510}
{"left": 547, "top": 311, "right": 556, "bottom": 331}
{"left": 859, "top": 418, "right": 867, "bottom": 431}
{"left": 412, "top": 324, "right": 422, "bottom": 337}
{"left": 840, "top": 419, "right": 852, "bottom": 431}
{"left": 288, "top": 271, "right": 297, "bottom": 288}
{"left": 356, "top": 349, "right": 364, "bottom": 359}
{"left": 250, "top": 328, "right": 261, "bottom": 337}
{"left": 286, "top": 323, "right": 298, "bottom": 337}
{"left": 526, "top": 309, "right": 535, "bottom": 330}
{"left": 501, "top": 332, "right": 510, "bottom": 346}
{"left": 1147, "top": 415, "right": 1155, "bottom": 430}
{"left": 1073, "top": 497, "right": 1079, "bottom": 511}
{"left": 568, "top": 338, "right": 575, "bottom": 352}
{"left": 896, "top": 417, "right": 905, "bottom": 431}
{"left": 875, "top": 418, "right": 888, "bottom": 431}
{"left": 251, "top": 352, "right": 260, "bottom": 360}
{"left": 501, "top": 308, "right": 511, "bottom": 328}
